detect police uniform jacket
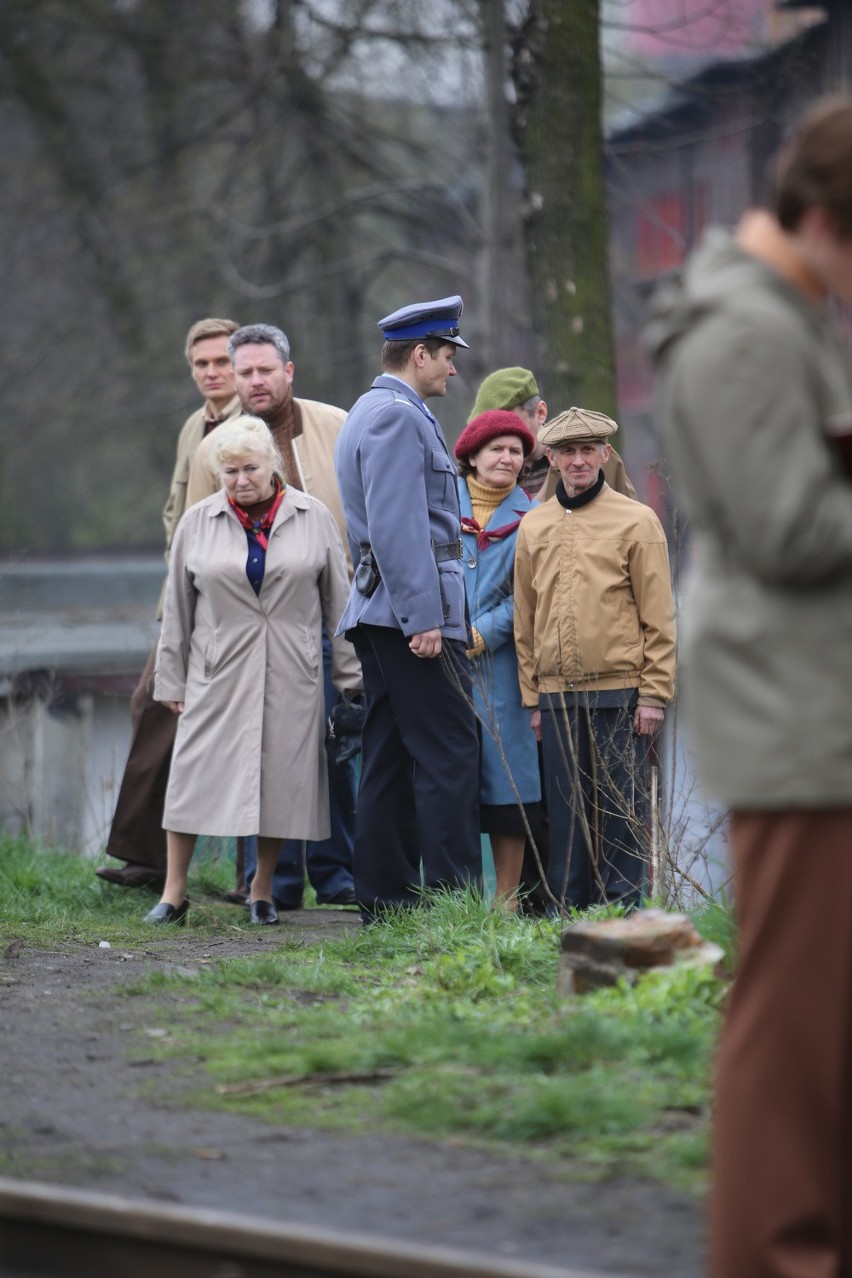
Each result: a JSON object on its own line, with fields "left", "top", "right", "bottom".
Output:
{"left": 335, "top": 375, "right": 467, "bottom": 641}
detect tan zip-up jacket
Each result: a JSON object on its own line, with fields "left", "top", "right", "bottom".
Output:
{"left": 513, "top": 484, "right": 676, "bottom": 709}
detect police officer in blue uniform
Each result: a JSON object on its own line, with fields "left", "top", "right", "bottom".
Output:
{"left": 334, "top": 296, "right": 482, "bottom": 916}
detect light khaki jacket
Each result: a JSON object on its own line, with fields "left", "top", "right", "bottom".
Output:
{"left": 157, "top": 394, "right": 241, "bottom": 618}
{"left": 513, "top": 485, "right": 676, "bottom": 709}
{"left": 186, "top": 398, "right": 351, "bottom": 574}
{"left": 162, "top": 394, "right": 241, "bottom": 558}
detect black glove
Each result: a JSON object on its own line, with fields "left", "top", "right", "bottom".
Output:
{"left": 327, "top": 694, "right": 365, "bottom": 764}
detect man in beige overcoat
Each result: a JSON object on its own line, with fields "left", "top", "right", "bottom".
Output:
{"left": 96, "top": 317, "right": 240, "bottom": 890}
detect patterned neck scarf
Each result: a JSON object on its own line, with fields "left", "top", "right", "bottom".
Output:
{"left": 461, "top": 476, "right": 527, "bottom": 549}
{"left": 227, "top": 475, "right": 286, "bottom": 549}
{"left": 461, "top": 513, "right": 527, "bottom": 551}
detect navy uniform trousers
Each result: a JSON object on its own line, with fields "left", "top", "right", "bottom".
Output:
{"left": 350, "top": 624, "right": 482, "bottom": 914}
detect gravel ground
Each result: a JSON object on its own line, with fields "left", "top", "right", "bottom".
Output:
{"left": 0, "top": 916, "right": 705, "bottom": 1276}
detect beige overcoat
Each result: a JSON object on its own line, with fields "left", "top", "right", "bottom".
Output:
{"left": 155, "top": 487, "right": 361, "bottom": 840}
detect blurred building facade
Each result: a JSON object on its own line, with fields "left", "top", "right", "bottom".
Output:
{"left": 603, "top": 0, "right": 849, "bottom": 899}
{"left": 606, "top": 0, "right": 848, "bottom": 516}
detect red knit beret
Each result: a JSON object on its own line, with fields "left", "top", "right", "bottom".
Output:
{"left": 454, "top": 410, "right": 536, "bottom": 461}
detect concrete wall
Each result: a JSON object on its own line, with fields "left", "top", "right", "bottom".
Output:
{"left": 0, "top": 555, "right": 162, "bottom": 853}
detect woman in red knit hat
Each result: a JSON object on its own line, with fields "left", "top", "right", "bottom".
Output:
{"left": 454, "top": 410, "right": 542, "bottom": 909}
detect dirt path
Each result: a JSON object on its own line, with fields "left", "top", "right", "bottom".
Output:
{"left": 0, "top": 917, "right": 705, "bottom": 1276}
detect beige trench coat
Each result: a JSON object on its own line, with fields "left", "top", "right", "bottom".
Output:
{"left": 155, "top": 487, "right": 361, "bottom": 840}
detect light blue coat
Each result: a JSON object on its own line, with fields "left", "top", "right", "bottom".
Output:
{"left": 458, "top": 478, "right": 541, "bottom": 807}
{"left": 335, "top": 376, "right": 467, "bottom": 641}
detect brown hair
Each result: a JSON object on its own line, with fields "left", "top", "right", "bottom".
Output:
{"left": 381, "top": 336, "right": 451, "bottom": 372}
{"left": 184, "top": 317, "right": 239, "bottom": 364}
{"left": 774, "top": 97, "right": 852, "bottom": 240}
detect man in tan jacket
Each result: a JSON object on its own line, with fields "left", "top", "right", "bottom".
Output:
{"left": 513, "top": 407, "right": 675, "bottom": 914}
{"left": 97, "top": 317, "right": 241, "bottom": 889}
{"left": 188, "top": 323, "right": 358, "bottom": 909}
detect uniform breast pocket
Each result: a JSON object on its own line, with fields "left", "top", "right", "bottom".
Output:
{"left": 428, "top": 448, "right": 456, "bottom": 505}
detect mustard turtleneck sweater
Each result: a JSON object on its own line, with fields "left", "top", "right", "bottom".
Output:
{"left": 465, "top": 475, "right": 517, "bottom": 656}
{"left": 467, "top": 474, "right": 516, "bottom": 529}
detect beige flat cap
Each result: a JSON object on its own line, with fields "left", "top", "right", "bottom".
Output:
{"left": 538, "top": 406, "right": 618, "bottom": 447}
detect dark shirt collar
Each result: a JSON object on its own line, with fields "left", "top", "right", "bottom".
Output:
{"left": 555, "top": 469, "right": 605, "bottom": 509}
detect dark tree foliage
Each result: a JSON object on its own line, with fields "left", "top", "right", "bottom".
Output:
{"left": 0, "top": 0, "right": 482, "bottom": 550}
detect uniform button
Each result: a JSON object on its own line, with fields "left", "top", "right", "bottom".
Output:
{"left": 467, "top": 557, "right": 477, "bottom": 568}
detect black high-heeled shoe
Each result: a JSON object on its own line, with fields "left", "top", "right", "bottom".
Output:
{"left": 144, "top": 899, "right": 189, "bottom": 925}
{"left": 249, "top": 899, "right": 280, "bottom": 926}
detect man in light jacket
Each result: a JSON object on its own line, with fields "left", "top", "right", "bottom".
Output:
{"left": 514, "top": 407, "right": 675, "bottom": 914}
{"left": 96, "top": 317, "right": 240, "bottom": 891}
{"left": 647, "top": 97, "right": 852, "bottom": 1277}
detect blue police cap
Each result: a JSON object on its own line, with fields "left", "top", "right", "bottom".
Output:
{"left": 378, "top": 295, "right": 470, "bottom": 349}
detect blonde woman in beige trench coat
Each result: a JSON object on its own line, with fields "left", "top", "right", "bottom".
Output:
{"left": 146, "top": 415, "right": 361, "bottom": 927}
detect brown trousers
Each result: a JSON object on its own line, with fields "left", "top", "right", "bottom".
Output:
{"left": 104, "top": 643, "right": 174, "bottom": 869}
{"left": 711, "top": 810, "right": 852, "bottom": 1278}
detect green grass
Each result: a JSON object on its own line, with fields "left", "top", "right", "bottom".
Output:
{"left": 0, "top": 834, "right": 729, "bottom": 1191}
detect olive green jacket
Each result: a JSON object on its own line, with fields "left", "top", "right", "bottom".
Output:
{"left": 647, "top": 228, "right": 852, "bottom": 808}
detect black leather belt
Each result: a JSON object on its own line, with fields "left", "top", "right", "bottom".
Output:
{"left": 433, "top": 539, "right": 463, "bottom": 563}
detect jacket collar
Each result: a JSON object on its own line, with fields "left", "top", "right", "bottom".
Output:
{"left": 371, "top": 374, "right": 438, "bottom": 421}
{"left": 457, "top": 475, "right": 533, "bottom": 542}
{"left": 206, "top": 484, "right": 312, "bottom": 530}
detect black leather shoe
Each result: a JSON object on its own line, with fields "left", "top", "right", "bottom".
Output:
{"left": 316, "top": 887, "right": 358, "bottom": 906}
{"left": 96, "top": 862, "right": 165, "bottom": 891}
{"left": 144, "top": 899, "right": 189, "bottom": 925}
{"left": 250, "top": 899, "right": 280, "bottom": 926}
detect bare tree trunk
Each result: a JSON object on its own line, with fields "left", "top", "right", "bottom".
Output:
{"left": 479, "top": 0, "right": 513, "bottom": 369}
{"left": 511, "top": 0, "right": 617, "bottom": 419}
